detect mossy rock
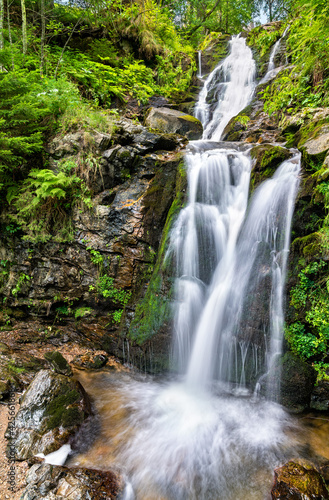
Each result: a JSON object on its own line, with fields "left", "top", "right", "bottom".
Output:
{"left": 250, "top": 144, "right": 292, "bottom": 191}
{"left": 272, "top": 460, "right": 329, "bottom": 499}
{"left": 44, "top": 351, "right": 73, "bottom": 376}
{"left": 145, "top": 107, "right": 203, "bottom": 140}
{"left": 125, "top": 160, "right": 187, "bottom": 373}
{"left": 6, "top": 369, "right": 92, "bottom": 460}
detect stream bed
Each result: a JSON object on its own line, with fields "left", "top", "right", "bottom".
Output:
{"left": 67, "top": 370, "right": 329, "bottom": 500}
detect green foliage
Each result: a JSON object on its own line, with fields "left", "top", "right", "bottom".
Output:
{"left": 313, "top": 361, "right": 329, "bottom": 382}
{"left": 11, "top": 273, "right": 31, "bottom": 297}
{"left": 74, "top": 307, "right": 92, "bottom": 319}
{"left": 59, "top": 103, "right": 114, "bottom": 134}
{"left": 97, "top": 275, "right": 131, "bottom": 305}
{"left": 248, "top": 26, "right": 281, "bottom": 57}
{"left": 87, "top": 248, "right": 104, "bottom": 266}
{"left": 260, "top": 1, "right": 329, "bottom": 117}
{"left": 287, "top": 260, "right": 329, "bottom": 362}
{"left": 10, "top": 169, "right": 92, "bottom": 242}
{"left": 235, "top": 114, "right": 250, "bottom": 128}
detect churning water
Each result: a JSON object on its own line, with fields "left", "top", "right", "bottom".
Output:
{"left": 70, "top": 36, "right": 304, "bottom": 499}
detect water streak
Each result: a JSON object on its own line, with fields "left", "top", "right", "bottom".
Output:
{"left": 260, "top": 26, "right": 290, "bottom": 84}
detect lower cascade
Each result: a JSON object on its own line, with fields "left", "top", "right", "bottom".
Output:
{"left": 70, "top": 36, "right": 304, "bottom": 499}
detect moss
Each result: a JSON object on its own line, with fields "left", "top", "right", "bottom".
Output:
{"left": 45, "top": 387, "right": 81, "bottom": 430}
{"left": 44, "top": 351, "right": 72, "bottom": 376}
{"left": 128, "top": 160, "right": 187, "bottom": 345}
{"left": 61, "top": 407, "right": 84, "bottom": 427}
{"left": 291, "top": 232, "right": 321, "bottom": 259}
{"left": 181, "top": 114, "right": 201, "bottom": 124}
{"left": 250, "top": 145, "right": 291, "bottom": 191}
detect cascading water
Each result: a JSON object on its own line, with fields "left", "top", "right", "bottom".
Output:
{"left": 195, "top": 36, "right": 256, "bottom": 141}
{"left": 70, "top": 36, "right": 302, "bottom": 500}
{"left": 260, "top": 26, "right": 290, "bottom": 84}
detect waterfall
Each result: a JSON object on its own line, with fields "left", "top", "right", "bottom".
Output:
{"left": 195, "top": 35, "right": 256, "bottom": 141}
{"left": 171, "top": 35, "right": 300, "bottom": 395}
{"left": 71, "top": 35, "right": 302, "bottom": 500}
{"left": 260, "top": 25, "right": 290, "bottom": 84}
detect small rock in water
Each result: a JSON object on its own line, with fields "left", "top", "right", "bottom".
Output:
{"left": 72, "top": 352, "right": 108, "bottom": 370}
{"left": 271, "top": 460, "right": 329, "bottom": 499}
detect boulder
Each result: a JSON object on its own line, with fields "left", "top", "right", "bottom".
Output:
{"left": 44, "top": 351, "right": 73, "bottom": 376}
{"left": 250, "top": 144, "right": 293, "bottom": 190}
{"left": 301, "top": 124, "right": 329, "bottom": 157}
{"left": 6, "top": 369, "right": 92, "bottom": 460}
{"left": 20, "top": 463, "right": 123, "bottom": 500}
{"left": 145, "top": 107, "right": 203, "bottom": 140}
{"left": 262, "top": 353, "right": 316, "bottom": 412}
{"left": 279, "top": 353, "right": 317, "bottom": 412}
{"left": 271, "top": 460, "right": 329, "bottom": 499}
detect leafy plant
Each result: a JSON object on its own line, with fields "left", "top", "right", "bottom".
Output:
{"left": 10, "top": 169, "right": 92, "bottom": 242}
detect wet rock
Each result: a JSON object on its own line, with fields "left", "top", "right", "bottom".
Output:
{"left": 276, "top": 353, "right": 316, "bottom": 412}
{"left": 301, "top": 124, "right": 329, "bottom": 157}
{"left": 20, "top": 462, "right": 123, "bottom": 499}
{"left": 271, "top": 460, "right": 329, "bottom": 499}
{"left": 6, "top": 369, "right": 92, "bottom": 460}
{"left": 44, "top": 351, "right": 73, "bottom": 376}
{"left": 311, "top": 381, "right": 329, "bottom": 411}
{"left": 250, "top": 144, "right": 293, "bottom": 189}
{"left": 72, "top": 352, "right": 108, "bottom": 370}
{"left": 145, "top": 107, "right": 203, "bottom": 140}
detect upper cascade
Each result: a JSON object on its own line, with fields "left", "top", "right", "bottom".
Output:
{"left": 195, "top": 35, "right": 256, "bottom": 141}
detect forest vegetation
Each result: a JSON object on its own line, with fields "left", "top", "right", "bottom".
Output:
{"left": 1, "top": 0, "right": 329, "bottom": 382}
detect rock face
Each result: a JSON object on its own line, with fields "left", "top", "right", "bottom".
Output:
{"left": 275, "top": 353, "right": 316, "bottom": 412}
{"left": 21, "top": 463, "right": 123, "bottom": 499}
{"left": 6, "top": 369, "right": 92, "bottom": 460}
{"left": 311, "top": 381, "right": 329, "bottom": 411}
{"left": 250, "top": 144, "right": 293, "bottom": 190}
{"left": 271, "top": 461, "right": 329, "bottom": 499}
{"left": 145, "top": 107, "right": 203, "bottom": 139}
{"left": 301, "top": 124, "right": 329, "bottom": 157}
{"left": 0, "top": 116, "right": 187, "bottom": 372}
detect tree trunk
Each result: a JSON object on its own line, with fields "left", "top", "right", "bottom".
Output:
{"left": 40, "top": 0, "right": 45, "bottom": 76}
{"left": 21, "top": 0, "right": 27, "bottom": 55}
{"left": 0, "top": 0, "right": 3, "bottom": 71}
{"left": 54, "top": 18, "right": 81, "bottom": 80}
{"left": 0, "top": 0, "right": 3, "bottom": 51}
{"left": 7, "top": 1, "right": 14, "bottom": 69}
{"left": 225, "top": 0, "right": 228, "bottom": 32}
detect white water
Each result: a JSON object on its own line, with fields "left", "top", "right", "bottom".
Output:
{"left": 260, "top": 26, "right": 290, "bottom": 84}
{"left": 72, "top": 36, "right": 301, "bottom": 500}
{"left": 195, "top": 35, "right": 256, "bottom": 141}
